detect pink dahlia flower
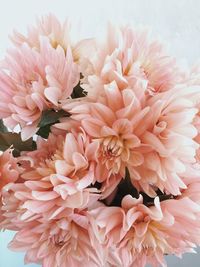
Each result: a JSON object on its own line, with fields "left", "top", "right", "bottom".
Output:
{"left": 81, "top": 24, "right": 182, "bottom": 101}
{"left": 11, "top": 14, "right": 96, "bottom": 65}
{"left": 89, "top": 194, "right": 200, "bottom": 267}
{"left": 9, "top": 210, "right": 104, "bottom": 267}
{"left": 65, "top": 81, "right": 200, "bottom": 197}
{"left": 11, "top": 14, "right": 72, "bottom": 52}
{"left": 0, "top": 37, "right": 79, "bottom": 140}
{"left": 1, "top": 131, "right": 100, "bottom": 225}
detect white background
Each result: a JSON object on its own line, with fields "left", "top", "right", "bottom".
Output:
{"left": 0, "top": 0, "right": 200, "bottom": 266}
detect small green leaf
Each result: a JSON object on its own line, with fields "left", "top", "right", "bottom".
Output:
{"left": 0, "top": 132, "right": 34, "bottom": 156}
{"left": 37, "top": 109, "right": 70, "bottom": 138}
{"left": 37, "top": 124, "right": 52, "bottom": 139}
{"left": 141, "top": 189, "right": 174, "bottom": 207}
{"left": 0, "top": 120, "right": 8, "bottom": 133}
{"left": 71, "top": 79, "right": 86, "bottom": 99}
{"left": 38, "top": 109, "right": 69, "bottom": 128}
{"left": 108, "top": 168, "right": 139, "bottom": 207}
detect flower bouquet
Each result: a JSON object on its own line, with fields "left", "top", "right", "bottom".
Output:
{"left": 1, "top": 14, "right": 200, "bottom": 267}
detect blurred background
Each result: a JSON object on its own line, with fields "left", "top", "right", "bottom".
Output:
{"left": 0, "top": 0, "right": 200, "bottom": 266}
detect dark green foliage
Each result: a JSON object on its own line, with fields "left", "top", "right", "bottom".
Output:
{"left": 71, "top": 82, "right": 86, "bottom": 99}
{"left": 103, "top": 168, "right": 174, "bottom": 207}
{"left": 0, "top": 132, "right": 35, "bottom": 156}
{"left": 37, "top": 109, "right": 70, "bottom": 138}
{"left": 109, "top": 168, "right": 139, "bottom": 207}
{"left": 0, "top": 120, "right": 8, "bottom": 133}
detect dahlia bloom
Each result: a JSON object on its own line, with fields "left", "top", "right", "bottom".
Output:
{"left": 65, "top": 81, "right": 200, "bottom": 197}
{"left": 0, "top": 38, "right": 79, "bottom": 140}
{"left": 81, "top": 24, "right": 182, "bottom": 101}
{"left": 63, "top": 24, "right": 200, "bottom": 197}
{"left": 11, "top": 14, "right": 72, "bottom": 51}
{"left": 89, "top": 194, "right": 200, "bottom": 267}
{"left": 0, "top": 130, "right": 100, "bottom": 229}
{"left": 9, "top": 210, "right": 104, "bottom": 267}
{"left": 10, "top": 13, "right": 96, "bottom": 71}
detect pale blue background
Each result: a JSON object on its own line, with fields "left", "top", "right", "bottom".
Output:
{"left": 1, "top": 0, "right": 200, "bottom": 266}
{"left": 0, "top": 231, "right": 40, "bottom": 267}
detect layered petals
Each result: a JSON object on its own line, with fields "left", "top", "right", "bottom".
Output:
{"left": 0, "top": 35, "right": 79, "bottom": 140}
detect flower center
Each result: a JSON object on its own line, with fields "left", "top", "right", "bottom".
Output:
{"left": 101, "top": 136, "right": 124, "bottom": 160}
{"left": 52, "top": 234, "right": 66, "bottom": 247}
{"left": 96, "top": 135, "right": 129, "bottom": 174}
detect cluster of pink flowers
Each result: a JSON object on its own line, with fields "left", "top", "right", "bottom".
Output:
{"left": 1, "top": 14, "right": 200, "bottom": 267}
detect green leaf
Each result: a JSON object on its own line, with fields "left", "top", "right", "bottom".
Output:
{"left": 0, "top": 132, "right": 35, "bottom": 156}
{"left": 141, "top": 189, "right": 174, "bottom": 207}
{"left": 38, "top": 109, "right": 69, "bottom": 128}
{"left": 37, "top": 109, "right": 70, "bottom": 138}
{"left": 0, "top": 120, "right": 8, "bottom": 133}
{"left": 37, "top": 124, "right": 52, "bottom": 139}
{"left": 71, "top": 79, "right": 86, "bottom": 99}
{"left": 108, "top": 168, "right": 139, "bottom": 207}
